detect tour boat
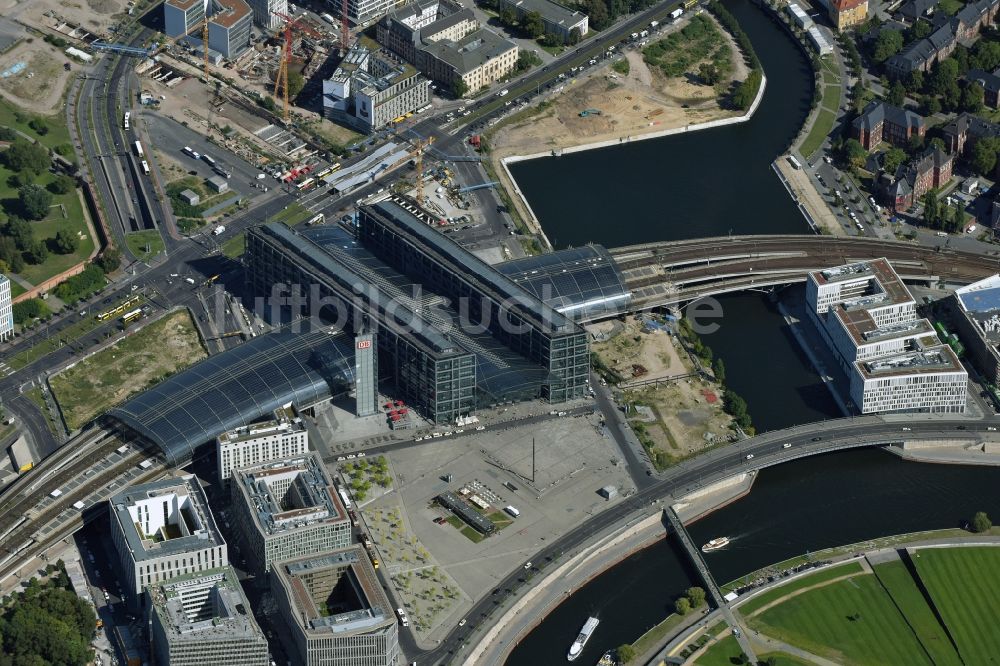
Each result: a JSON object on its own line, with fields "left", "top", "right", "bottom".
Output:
{"left": 701, "top": 536, "right": 731, "bottom": 552}
{"left": 567, "top": 616, "right": 599, "bottom": 661}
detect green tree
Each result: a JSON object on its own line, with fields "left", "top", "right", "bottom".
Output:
{"left": 929, "top": 58, "right": 960, "bottom": 96}
{"left": 732, "top": 69, "right": 762, "bottom": 110}
{"left": 699, "top": 63, "right": 720, "bottom": 85}
{"left": 499, "top": 6, "right": 517, "bottom": 26}
{"left": 950, "top": 202, "right": 965, "bottom": 232}
{"left": 872, "top": 29, "right": 903, "bottom": 63}
{"left": 286, "top": 70, "right": 305, "bottom": 98}
{"left": 972, "top": 511, "right": 992, "bottom": 532}
{"left": 452, "top": 78, "right": 469, "bottom": 98}
{"left": 712, "top": 357, "right": 726, "bottom": 384}
{"left": 52, "top": 229, "right": 79, "bottom": 254}
{"left": 523, "top": 11, "right": 544, "bottom": 38}
{"left": 905, "top": 69, "right": 924, "bottom": 94}
{"left": 886, "top": 80, "right": 906, "bottom": 106}
{"left": 674, "top": 597, "right": 691, "bottom": 615}
{"left": 882, "top": 147, "right": 907, "bottom": 174}
{"left": 94, "top": 247, "right": 121, "bottom": 273}
{"left": 686, "top": 586, "right": 707, "bottom": 607}
{"left": 2, "top": 140, "right": 50, "bottom": 174}
{"left": 923, "top": 189, "right": 940, "bottom": 228}
{"left": 616, "top": 643, "right": 637, "bottom": 663}
{"left": 47, "top": 173, "right": 76, "bottom": 195}
{"left": 922, "top": 94, "right": 941, "bottom": 114}
{"left": 963, "top": 82, "right": 985, "bottom": 112}
{"left": 19, "top": 184, "right": 52, "bottom": 220}
{"left": 585, "top": 0, "right": 609, "bottom": 29}
{"left": 971, "top": 136, "right": 1000, "bottom": 175}
{"left": 908, "top": 19, "right": 931, "bottom": 41}
{"left": 972, "top": 39, "right": 1000, "bottom": 70}
{"left": 12, "top": 298, "right": 49, "bottom": 324}
{"left": 852, "top": 80, "right": 873, "bottom": 114}
{"left": 23, "top": 238, "right": 49, "bottom": 264}
{"left": 844, "top": 138, "right": 867, "bottom": 169}
{"left": 568, "top": 27, "right": 581, "bottom": 45}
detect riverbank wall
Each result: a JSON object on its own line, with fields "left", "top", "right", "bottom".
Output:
{"left": 496, "top": 72, "right": 768, "bottom": 249}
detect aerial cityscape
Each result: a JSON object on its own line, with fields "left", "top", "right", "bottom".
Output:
{"left": 2, "top": 0, "right": 1000, "bottom": 662}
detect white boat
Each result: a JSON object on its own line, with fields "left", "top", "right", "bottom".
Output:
{"left": 568, "top": 616, "right": 599, "bottom": 661}
{"left": 701, "top": 537, "right": 730, "bottom": 553}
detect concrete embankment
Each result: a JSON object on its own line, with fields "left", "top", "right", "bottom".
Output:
{"left": 885, "top": 439, "right": 1000, "bottom": 466}
{"left": 673, "top": 472, "right": 757, "bottom": 524}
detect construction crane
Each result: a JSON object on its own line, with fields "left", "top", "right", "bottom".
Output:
{"left": 339, "top": 0, "right": 350, "bottom": 55}
{"left": 413, "top": 136, "right": 435, "bottom": 204}
{"left": 271, "top": 10, "right": 324, "bottom": 123}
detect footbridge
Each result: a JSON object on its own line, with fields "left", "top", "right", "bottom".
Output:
{"left": 607, "top": 235, "right": 1000, "bottom": 310}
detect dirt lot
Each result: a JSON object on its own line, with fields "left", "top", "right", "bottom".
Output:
{"left": 487, "top": 15, "right": 745, "bottom": 160}
{"left": 0, "top": 44, "right": 74, "bottom": 115}
{"left": 7, "top": 0, "right": 124, "bottom": 38}
{"left": 49, "top": 310, "right": 207, "bottom": 430}
{"left": 592, "top": 316, "right": 734, "bottom": 464}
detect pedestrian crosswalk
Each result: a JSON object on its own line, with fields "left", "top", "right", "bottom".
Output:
{"left": 0, "top": 361, "right": 12, "bottom": 378}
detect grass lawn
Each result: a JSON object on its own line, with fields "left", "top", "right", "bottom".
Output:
{"left": 125, "top": 230, "right": 165, "bottom": 262}
{"left": 736, "top": 561, "right": 864, "bottom": 616}
{"left": 755, "top": 652, "right": 814, "bottom": 666}
{"left": 0, "top": 97, "right": 72, "bottom": 150}
{"left": 800, "top": 108, "right": 837, "bottom": 159}
{"left": 747, "top": 573, "right": 934, "bottom": 665}
{"left": 872, "top": 560, "right": 962, "bottom": 666}
{"left": 631, "top": 612, "right": 686, "bottom": 656}
{"left": 49, "top": 310, "right": 207, "bottom": 429}
{"left": 9, "top": 280, "right": 26, "bottom": 298}
{"left": 911, "top": 546, "right": 1000, "bottom": 664}
{"left": 445, "top": 515, "right": 463, "bottom": 529}
{"left": 939, "top": 0, "right": 964, "bottom": 14}
{"left": 822, "top": 85, "right": 842, "bottom": 113}
{"left": 460, "top": 526, "right": 485, "bottom": 543}
{"left": 694, "top": 635, "right": 743, "bottom": 665}
{"left": 220, "top": 231, "right": 245, "bottom": 258}
{"left": 267, "top": 202, "right": 313, "bottom": 227}
{"left": 487, "top": 511, "right": 513, "bottom": 530}
{"left": 0, "top": 166, "right": 94, "bottom": 287}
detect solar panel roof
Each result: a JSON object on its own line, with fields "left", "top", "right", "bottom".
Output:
{"left": 496, "top": 245, "right": 631, "bottom": 322}
{"left": 108, "top": 327, "right": 357, "bottom": 465}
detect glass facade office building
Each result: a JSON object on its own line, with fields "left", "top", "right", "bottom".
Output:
{"left": 246, "top": 195, "right": 590, "bottom": 422}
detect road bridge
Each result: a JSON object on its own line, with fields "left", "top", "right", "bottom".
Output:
{"left": 606, "top": 235, "right": 1000, "bottom": 309}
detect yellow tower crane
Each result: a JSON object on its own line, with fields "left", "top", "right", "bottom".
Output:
{"left": 415, "top": 136, "right": 435, "bottom": 204}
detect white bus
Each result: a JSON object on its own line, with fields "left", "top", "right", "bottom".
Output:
{"left": 134, "top": 140, "right": 144, "bottom": 157}
{"left": 297, "top": 177, "right": 316, "bottom": 191}
{"left": 307, "top": 213, "right": 325, "bottom": 226}
{"left": 321, "top": 12, "right": 336, "bottom": 23}
{"left": 123, "top": 111, "right": 130, "bottom": 129}
{"left": 141, "top": 160, "right": 150, "bottom": 176}
{"left": 786, "top": 154, "right": 802, "bottom": 170}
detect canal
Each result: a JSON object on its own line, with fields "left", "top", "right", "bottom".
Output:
{"left": 502, "top": 0, "right": 997, "bottom": 664}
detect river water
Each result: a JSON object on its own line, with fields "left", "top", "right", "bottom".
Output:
{"left": 503, "top": 1, "right": 999, "bottom": 664}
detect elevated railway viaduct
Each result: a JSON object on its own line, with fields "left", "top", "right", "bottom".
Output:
{"left": 608, "top": 235, "right": 1000, "bottom": 309}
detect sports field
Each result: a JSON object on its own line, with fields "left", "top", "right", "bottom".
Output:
{"left": 911, "top": 547, "right": 1000, "bottom": 663}
{"left": 748, "top": 572, "right": 933, "bottom": 665}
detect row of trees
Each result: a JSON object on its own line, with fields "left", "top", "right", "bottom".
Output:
{"left": 708, "top": 0, "right": 762, "bottom": 111}
{"left": 922, "top": 190, "right": 967, "bottom": 232}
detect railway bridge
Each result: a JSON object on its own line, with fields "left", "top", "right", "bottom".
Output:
{"left": 606, "top": 235, "right": 1000, "bottom": 311}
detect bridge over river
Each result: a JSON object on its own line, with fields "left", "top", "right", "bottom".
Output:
{"left": 606, "top": 235, "right": 1000, "bottom": 310}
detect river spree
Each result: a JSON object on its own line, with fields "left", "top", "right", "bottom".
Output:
{"left": 509, "top": 0, "right": 815, "bottom": 246}
{"left": 503, "top": 0, "right": 998, "bottom": 664}
{"left": 506, "top": 450, "right": 1000, "bottom": 665}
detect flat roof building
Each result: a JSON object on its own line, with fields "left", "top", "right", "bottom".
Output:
{"left": 808, "top": 259, "right": 966, "bottom": 414}
{"left": 164, "top": 0, "right": 252, "bottom": 59}
{"left": 271, "top": 549, "right": 399, "bottom": 666}
{"left": 110, "top": 475, "right": 228, "bottom": 602}
{"left": 377, "top": 2, "right": 518, "bottom": 95}
{"left": 247, "top": 0, "right": 287, "bottom": 29}
{"left": 322, "top": 41, "right": 430, "bottom": 134}
{"left": 0, "top": 273, "right": 11, "bottom": 342}
{"left": 217, "top": 403, "right": 308, "bottom": 482}
{"left": 164, "top": 0, "right": 206, "bottom": 39}
{"left": 147, "top": 567, "right": 269, "bottom": 666}
{"left": 230, "top": 453, "right": 351, "bottom": 574}
{"left": 495, "top": 0, "right": 588, "bottom": 40}
{"left": 245, "top": 196, "right": 588, "bottom": 423}
{"left": 952, "top": 274, "right": 1000, "bottom": 384}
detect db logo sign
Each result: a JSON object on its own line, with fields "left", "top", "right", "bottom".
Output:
{"left": 357, "top": 339, "right": 372, "bottom": 350}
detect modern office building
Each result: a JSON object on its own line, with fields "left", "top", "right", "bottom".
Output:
{"left": 322, "top": 41, "right": 430, "bottom": 133}
{"left": 164, "top": 0, "right": 207, "bottom": 38}
{"left": 245, "top": 195, "right": 589, "bottom": 423}
{"left": 164, "top": 0, "right": 252, "bottom": 59}
{"left": 377, "top": 2, "right": 518, "bottom": 95}
{"left": 952, "top": 274, "right": 1000, "bottom": 383}
{"left": 345, "top": 0, "right": 397, "bottom": 26}
{"left": 147, "top": 566, "right": 269, "bottom": 666}
{"left": 247, "top": 0, "right": 287, "bottom": 29}
{"left": 807, "top": 259, "right": 967, "bottom": 414}
{"left": 207, "top": 0, "right": 253, "bottom": 59}
{"left": 270, "top": 549, "right": 399, "bottom": 666}
{"left": 0, "top": 273, "right": 12, "bottom": 342}
{"left": 230, "top": 453, "right": 351, "bottom": 573}
{"left": 495, "top": 0, "right": 588, "bottom": 41}
{"left": 110, "top": 476, "right": 228, "bottom": 602}
{"left": 217, "top": 403, "right": 309, "bottom": 482}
